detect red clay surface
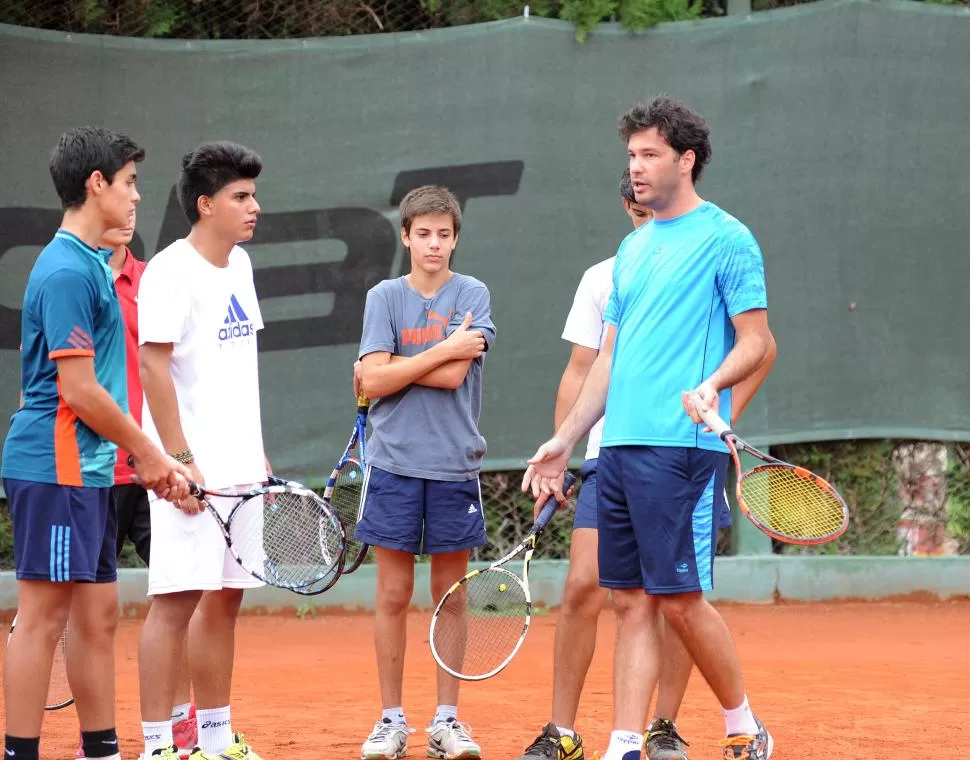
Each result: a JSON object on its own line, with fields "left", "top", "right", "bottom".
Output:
{"left": 2, "top": 600, "right": 967, "bottom": 759}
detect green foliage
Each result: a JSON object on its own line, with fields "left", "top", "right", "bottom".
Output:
{"left": 771, "top": 440, "right": 904, "bottom": 555}
{"left": 617, "top": 0, "right": 704, "bottom": 33}
{"left": 295, "top": 601, "right": 317, "bottom": 619}
{"left": 559, "top": 0, "right": 703, "bottom": 43}
{"left": 117, "top": 540, "right": 147, "bottom": 569}
{"left": 946, "top": 444, "right": 970, "bottom": 549}
{"left": 560, "top": 0, "right": 618, "bottom": 42}
{"left": 0, "top": 0, "right": 741, "bottom": 42}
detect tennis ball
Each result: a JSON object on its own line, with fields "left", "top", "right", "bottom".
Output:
{"left": 499, "top": 583, "right": 507, "bottom": 592}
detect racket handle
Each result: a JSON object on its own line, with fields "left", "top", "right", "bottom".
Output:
{"left": 689, "top": 392, "right": 732, "bottom": 439}
{"left": 356, "top": 392, "right": 370, "bottom": 411}
{"left": 534, "top": 472, "right": 577, "bottom": 530}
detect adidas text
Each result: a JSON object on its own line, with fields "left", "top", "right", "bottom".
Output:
{"left": 219, "top": 323, "right": 254, "bottom": 341}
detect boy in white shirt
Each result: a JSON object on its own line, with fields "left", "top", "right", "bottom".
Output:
{"left": 137, "top": 142, "right": 268, "bottom": 760}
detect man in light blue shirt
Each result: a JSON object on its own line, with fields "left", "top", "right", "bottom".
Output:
{"left": 524, "top": 96, "right": 775, "bottom": 760}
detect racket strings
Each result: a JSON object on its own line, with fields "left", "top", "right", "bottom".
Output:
{"left": 230, "top": 490, "right": 343, "bottom": 592}
{"left": 331, "top": 460, "right": 365, "bottom": 556}
{"left": 740, "top": 466, "right": 847, "bottom": 540}
{"left": 48, "top": 628, "right": 71, "bottom": 708}
{"left": 432, "top": 569, "right": 529, "bottom": 679}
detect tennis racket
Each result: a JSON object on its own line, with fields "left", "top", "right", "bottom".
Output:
{"left": 690, "top": 394, "right": 849, "bottom": 545}
{"left": 429, "top": 472, "right": 577, "bottom": 681}
{"left": 323, "top": 391, "right": 370, "bottom": 575}
{"left": 8, "top": 615, "right": 73, "bottom": 710}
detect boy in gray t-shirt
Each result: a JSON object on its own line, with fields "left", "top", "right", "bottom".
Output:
{"left": 356, "top": 185, "right": 495, "bottom": 760}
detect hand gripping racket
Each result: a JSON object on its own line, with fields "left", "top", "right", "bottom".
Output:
{"left": 185, "top": 479, "right": 346, "bottom": 595}
{"left": 129, "top": 456, "right": 346, "bottom": 595}
{"left": 691, "top": 394, "right": 849, "bottom": 545}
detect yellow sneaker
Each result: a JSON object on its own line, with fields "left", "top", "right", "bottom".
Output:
{"left": 516, "top": 723, "right": 584, "bottom": 760}
{"left": 188, "top": 734, "right": 263, "bottom": 760}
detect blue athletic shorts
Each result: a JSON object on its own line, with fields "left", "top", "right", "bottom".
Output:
{"left": 355, "top": 465, "right": 487, "bottom": 555}
{"left": 4, "top": 478, "right": 117, "bottom": 583}
{"left": 572, "top": 457, "right": 732, "bottom": 532}
{"left": 572, "top": 459, "right": 600, "bottom": 530}
{"left": 596, "top": 446, "right": 728, "bottom": 594}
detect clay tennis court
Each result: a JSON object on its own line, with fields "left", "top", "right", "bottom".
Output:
{"left": 3, "top": 599, "right": 966, "bottom": 759}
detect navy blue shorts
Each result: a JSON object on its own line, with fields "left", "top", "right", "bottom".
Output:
{"left": 572, "top": 459, "right": 600, "bottom": 530}
{"left": 573, "top": 457, "right": 731, "bottom": 532}
{"left": 4, "top": 478, "right": 117, "bottom": 583}
{"left": 596, "top": 446, "right": 728, "bottom": 594}
{"left": 355, "top": 466, "right": 487, "bottom": 555}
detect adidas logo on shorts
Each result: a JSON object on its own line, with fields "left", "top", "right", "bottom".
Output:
{"left": 467, "top": 504, "right": 478, "bottom": 514}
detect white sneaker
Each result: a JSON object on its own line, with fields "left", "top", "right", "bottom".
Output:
{"left": 362, "top": 719, "right": 413, "bottom": 760}
{"left": 426, "top": 718, "right": 481, "bottom": 760}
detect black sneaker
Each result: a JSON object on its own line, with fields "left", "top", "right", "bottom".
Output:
{"left": 720, "top": 716, "right": 773, "bottom": 760}
{"left": 645, "top": 718, "right": 689, "bottom": 760}
{"left": 516, "top": 723, "right": 584, "bottom": 760}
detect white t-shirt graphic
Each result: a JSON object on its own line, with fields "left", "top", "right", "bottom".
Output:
{"left": 139, "top": 239, "right": 266, "bottom": 490}
{"left": 561, "top": 256, "right": 614, "bottom": 462}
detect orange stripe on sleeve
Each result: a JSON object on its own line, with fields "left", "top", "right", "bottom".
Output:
{"left": 69, "top": 330, "right": 94, "bottom": 350}
{"left": 50, "top": 348, "right": 95, "bottom": 359}
{"left": 71, "top": 326, "right": 94, "bottom": 346}
{"left": 54, "top": 377, "right": 83, "bottom": 487}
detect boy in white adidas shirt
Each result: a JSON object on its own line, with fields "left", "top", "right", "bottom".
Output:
{"left": 137, "top": 142, "right": 268, "bottom": 760}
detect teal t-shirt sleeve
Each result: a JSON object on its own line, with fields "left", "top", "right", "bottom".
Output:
{"left": 359, "top": 287, "right": 396, "bottom": 359}
{"left": 717, "top": 230, "right": 768, "bottom": 317}
{"left": 448, "top": 284, "right": 496, "bottom": 349}
{"left": 40, "top": 268, "right": 98, "bottom": 359}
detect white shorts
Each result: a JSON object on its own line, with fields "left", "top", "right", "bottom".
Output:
{"left": 147, "top": 490, "right": 265, "bottom": 595}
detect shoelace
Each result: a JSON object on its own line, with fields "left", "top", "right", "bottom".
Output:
{"left": 447, "top": 720, "right": 475, "bottom": 741}
{"left": 427, "top": 720, "right": 475, "bottom": 745}
{"left": 371, "top": 722, "right": 408, "bottom": 741}
{"left": 523, "top": 734, "right": 561, "bottom": 757}
{"left": 718, "top": 733, "right": 760, "bottom": 760}
{"left": 648, "top": 723, "right": 689, "bottom": 752}
{"left": 718, "top": 735, "right": 756, "bottom": 748}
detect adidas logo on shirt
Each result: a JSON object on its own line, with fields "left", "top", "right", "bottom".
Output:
{"left": 219, "top": 294, "right": 254, "bottom": 342}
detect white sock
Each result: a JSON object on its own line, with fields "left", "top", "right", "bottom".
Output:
{"left": 555, "top": 726, "right": 575, "bottom": 739}
{"left": 723, "top": 695, "right": 759, "bottom": 736}
{"left": 602, "top": 730, "right": 643, "bottom": 760}
{"left": 433, "top": 705, "right": 457, "bottom": 725}
{"left": 198, "top": 706, "right": 233, "bottom": 754}
{"left": 143, "top": 720, "right": 173, "bottom": 757}
{"left": 382, "top": 707, "right": 406, "bottom": 725}
{"left": 171, "top": 703, "right": 192, "bottom": 724}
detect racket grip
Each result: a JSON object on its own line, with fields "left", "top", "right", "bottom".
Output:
{"left": 534, "top": 472, "right": 577, "bottom": 530}
{"left": 689, "top": 392, "right": 732, "bottom": 439}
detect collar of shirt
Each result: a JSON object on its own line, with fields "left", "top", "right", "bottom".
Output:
{"left": 55, "top": 229, "right": 114, "bottom": 285}
{"left": 116, "top": 246, "right": 138, "bottom": 283}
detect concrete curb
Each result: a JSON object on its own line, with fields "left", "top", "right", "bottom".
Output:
{"left": 2, "top": 556, "right": 968, "bottom": 614}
